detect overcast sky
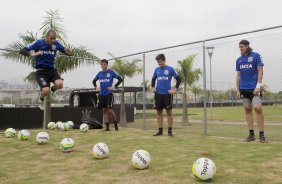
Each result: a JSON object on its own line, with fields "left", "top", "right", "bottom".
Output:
{"left": 0, "top": 0, "right": 282, "bottom": 91}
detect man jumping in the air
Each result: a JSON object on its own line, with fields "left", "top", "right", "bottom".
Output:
{"left": 19, "top": 30, "right": 73, "bottom": 110}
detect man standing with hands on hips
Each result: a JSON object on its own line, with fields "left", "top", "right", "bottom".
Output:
{"left": 151, "top": 54, "right": 181, "bottom": 137}
{"left": 236, "top": 40, "right": 268, "bottom": 143}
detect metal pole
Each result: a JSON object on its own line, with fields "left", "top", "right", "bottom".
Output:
{"left": 203, "top": 42, "right": 207, "bottom": 136}
{"left": 43, "top": 94, "right": 51, "bottom": 130}
{"left": 142, "top": 53, "right": 146, "bottom": 130}
{"left": 209, "top": 57, "right": 213, "bottom": 108}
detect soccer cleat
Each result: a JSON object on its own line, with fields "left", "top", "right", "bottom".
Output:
{"left": 259, "top": 136, "right": 269, "bottom": 143}
{"left": 153, "top": 132, "right": 163, "bottom": 136}
{"left": 38, "top": 97, "right": 45, "bottom": 111}
{"left": 50, "top": 91, "right": 59, "bottom": 101}
{"left": 168, "top": 131, "right": 174, "bottom": 137}
{"left": 244, "top": 134, "right": 255, "bottom": 142}
{"left": 114, "top": 124, "right": 119, "bottom": 131}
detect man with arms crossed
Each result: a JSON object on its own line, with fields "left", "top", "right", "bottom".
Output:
{"left": 236, "top": 40, "right": 268, "bottom": 143}
{"left": 151, "top": 54, "right": 181, "bottom": 137}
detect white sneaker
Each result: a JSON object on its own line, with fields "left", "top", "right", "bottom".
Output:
{"left": 50, "top": 91, "right": 58, "bottom": 101}
{"left": 38, "top": 97, "right": 45, "bottom": 110}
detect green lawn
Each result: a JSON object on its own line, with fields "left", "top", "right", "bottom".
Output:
{"left": 0, "top": 128, "right": 282, "bottom": 184}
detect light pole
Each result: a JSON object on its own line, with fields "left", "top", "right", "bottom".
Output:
{"left": 206, "top": 46, "right": 214, "bottom": 108}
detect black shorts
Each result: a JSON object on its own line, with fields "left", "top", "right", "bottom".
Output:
{"left": 36, "top": 69, "right": 62, "bottom": 90}
{"left": 98, "top": 94, "right": 114, "bottom": 109}
{"left": 154, "top": 93, "right": 173, "bottom": 110}
{"left": 240, "top": 89, "right": 262, "bottom": 100}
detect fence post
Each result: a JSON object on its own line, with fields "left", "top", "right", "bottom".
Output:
{"left": 142, "top": 53, "right": 146, "bottom": 130}
{"left": 202, "top": 41, "right": 208, "bottom": 136}
{"left": 43, "top": 94, "right": 51, "bottom": 130}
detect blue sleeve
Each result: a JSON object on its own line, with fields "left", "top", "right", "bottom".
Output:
{"left": 56, "top": 41, "right": 65, "bottom": 53}
{"left": 256, "top": 53, "right": 264, "bottom": 67}
{"left": 26, "top": 40, "right": 39, "bottom": 51}
{"left": 112, "top": 70, "right": 120, "bottom": 79}
{"left": 171, "top": 67, "right": 179, "bottom": 78}
{"left": 236, "top": 59, "right": 240, "bottom": 71}
{"left": 94, "top": 72, "right": 100, "bottom": 80}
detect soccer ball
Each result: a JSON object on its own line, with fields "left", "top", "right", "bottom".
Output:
{"left": 18, "top": 129, "right": 30, "bottom": 141}
{"left": 47, "top": 122, "right": 56, "bottom": 130}
{"left": 93, "top": 143, "right": 109, "bottom": 159}
{"left": 131, "top": 150, "right": 151, "bottom": 169}
{"left": 60, "top": 138, "right": 74, "bottom": 153}
{"left": 80, "top": 123, "right": 89, "bottom": 132}
{"left": 192, "top": 158, "right": 216, "bottom": 181}
{"left": 36, "top": 132, "right": 49, "bottom": 144}
{"left": 67, "top": 121, "right": 74, "bottom": 128}
{"left": 5, "top": 128, "right": 16, "bottom": 138}
{"left": 56, "top": 121, "right": 63, "bottom": 129}
{"left": 60, "top": 123, "right": 70, "bottom": 131}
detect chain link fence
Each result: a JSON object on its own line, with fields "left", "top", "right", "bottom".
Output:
{"left": 1, "top": 26, "right": 282, "bottom": 141}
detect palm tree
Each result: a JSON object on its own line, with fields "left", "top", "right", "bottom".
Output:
{"left": 190, "top": 85, "right": 202, "bottom": 107}
{"left": 176, "top": 54, "right": 202, "bottom": 125}
{"left": 2, "top": 9, "right": 98, "bottom": 82}
{"left": 109, "top": 53, "right": 142, "bottom": 126}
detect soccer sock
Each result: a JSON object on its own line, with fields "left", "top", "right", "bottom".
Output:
{"left": 259, "top": 131, "right": 264, "bottom": 137}
{"left": 105, "top": 122, "right": 110, "bottom": 130}
{"left": 51, "top": 86, "right": 56, "bottom": 92}
{"left": 249, "top": 129, "right": 254, "bottom": 136}
{"left": 158, "top": 128, "right": 163, "bottom": 133}
{"left": 113, "top": 120, "right": 118, "bottom": 125}
{"left": 168, "top": 127, "right": 172, "bottom": 132}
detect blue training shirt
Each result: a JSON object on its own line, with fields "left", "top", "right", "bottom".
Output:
{"left": 26, "top": 39, "right": 65, "bottom": 69}
{"left": 152, "top": 65, "right": 179, "bottom": 95}
{"left": 236, "top": 52, "right": 264, "bottom": 90}
{"left": 94, "top": 69, "right": 121, "bottom": 96}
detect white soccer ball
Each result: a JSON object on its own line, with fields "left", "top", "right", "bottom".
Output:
{"left": 5, "top": 128, "right": 16, "bottom": 138}
{"left": 47, "top": 122, "right": 56, "bottom": 130}
{"left": 60, "top": 138, "right": 74, "bottom": 153}
{"left": 56, "top": 121, "right": 63, "bottom": 129}
{"left": 67, "top": 121, "right": 74, "bottom": 128}
{"left": 60, "top": 123, "right": 70, "bottom": 131}
{"left": 36, "top": 132, "right": 49, "bottom": 144}
{"left": 93, "top": 143, "right": 109, "bottom": 159}
{"left": 131, "top": 150, "right": 151, "bottom": 169}
{"left": 80, "top": 123, "right": 89, "bottom": 132}
{"left": 192, "top": 158, "right": 216, "bottom": 181}
{"left": 18, "top": 129, "right": 31, "bottom": 141}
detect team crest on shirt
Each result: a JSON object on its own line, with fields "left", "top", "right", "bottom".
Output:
{"left": 106, "top": 73, "right": 110, "bottom": 77}
{"left": 164, "top": 70, "right": 169, "bottom": 75}
{"left": 52, "top": 45, "right": 56, "bottom": 51}
{"left": 248, "top": 57, "right": 253, "bottom": 62}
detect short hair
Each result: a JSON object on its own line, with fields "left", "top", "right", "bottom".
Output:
{"left": 239, "top": 40, "right": 250, "bottom": 46}
{"left": 155, "top": 54, "right": 166, "bottom": 61}
{"left": 100, "top": 59, "right": 108, "bottom": 65}
{"left": 46, "top": 30, "right": 57, "bottom": 37}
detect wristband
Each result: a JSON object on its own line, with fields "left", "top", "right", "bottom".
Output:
{"left": 256, "top": 83, "right": 261, "bottom": 89}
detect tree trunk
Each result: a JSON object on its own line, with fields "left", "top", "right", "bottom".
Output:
{"left": 182, "top": 83, "right": 189, "bottom": 125}
{"left": 194, "top": 94, "right": 197, "bottom": 107}
{"left": 119, "top": 81, "right": 127, "bottom": 127}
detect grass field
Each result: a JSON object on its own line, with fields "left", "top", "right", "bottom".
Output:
{"left": 1, "top": 128, "right": 282, "bottom": 184}
{"left": 132, "top": 105, "right": 282, "bottom": 142}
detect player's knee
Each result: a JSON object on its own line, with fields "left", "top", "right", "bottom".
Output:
{"left": 102, "top": 108, "right": 107, "bottom": 113}
{"left": 254, "top": 106, "right": 262, "bottom": 114}
{"left": 244, "top": 106, "right": 252, "bottom": 113}
{"left": 41, "top": 87, "right": 50, "bottom": 96}
{"left": 54, "top": 80, "right": 63, "bottom": 89}
{"left": 166, "top": 109, "right": 172, "bottom": 116}
{"left": 157, "top": 110, "right": 163, "bottom": 116}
